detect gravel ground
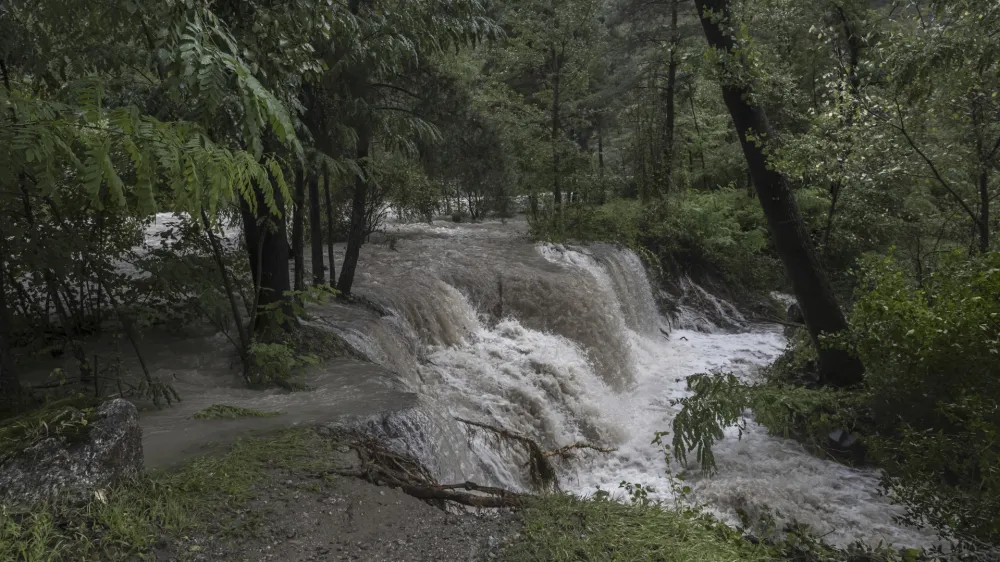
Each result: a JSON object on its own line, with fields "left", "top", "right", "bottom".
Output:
{"left": 154, "top": 465, "right": 522, "bottom": 562}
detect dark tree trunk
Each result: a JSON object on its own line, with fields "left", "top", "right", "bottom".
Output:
{"left": 292, "top": 169, "right": 306, "bottom": 291}
{"left": 337, "top": 124, "right": 372, "bottom": 296}
{"left": 240, "top": 178, "right": 294, "bottom": 332}
{"left": 324, "top": 167, "right": 337, "bottom": 286}
{"left": 979, "top": 169, "right": 990, "bottom": 254}
{"left": 0, "top": 237, "right": 19, "bottom": 403}
{"left": 551, "top": 43, "right": 562, "bottom": 211}
{"left": 697, "top": 0, "right": 864, "bottom": 388}
{"left": 661, "top": 0, "right": 680, "bottom": 195}
{"left": 308, "top": 172, "right": 325, "bottom": 285}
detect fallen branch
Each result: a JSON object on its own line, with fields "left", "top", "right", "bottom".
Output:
{"left": 544, "top": 442, "right": 617, "bottom": 460}
{"left": 455, "top": 417, "right": 558, "bottom": 491}
{"left": 334, "top": 437, "right": 526, "bottom": 509}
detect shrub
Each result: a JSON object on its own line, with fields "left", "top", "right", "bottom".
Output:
{"left": 833, "top": 252, "right": 1000, "bottom": 543}
{"left": 671, "top": 251, "right": 1000, "bottom": 544}
{"left": 531, "top": 191, "right": 782, "bottom": 292}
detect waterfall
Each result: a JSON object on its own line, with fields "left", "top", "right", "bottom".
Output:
{"left": 305, "top": 219, "right": 936, "bottom": 549}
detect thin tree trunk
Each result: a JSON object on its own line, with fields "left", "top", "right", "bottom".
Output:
{"left": 292, "top": 169, "right": 306, "bottom": 291}
{"left": 696, "top": 0, "right": 864, "bottom": 387}
{"left": 979, "top": 169, "right": 990, "bottom": 254}
{"left": 823, "top": 6, "right": 865, "bottom": 253}
{"left": 324, "top": 167, "right": 337, "bottom": 286}
{"left": 201, "top": 209, "right": 252, "bottom": 383}
{"left": 338, "top": 124, "right": 372, "bottom": 296}
{"left": 661, "top": 0, "right": 680, "bottom": 196}
{"left": 551, "top": 43, "right": 563, "bottom": 213}
{"left": 308, "top": 172, "right": 325, "bottom": 285}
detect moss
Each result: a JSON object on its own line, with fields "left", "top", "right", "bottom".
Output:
{"left": 505, "top": 494, "right": 775, "bottom": 562}
{"left": 0, "top": 427, "right": 341, "bottom": 561}
{"left": 192, "top": 404, "right": 282, "bottom": 420}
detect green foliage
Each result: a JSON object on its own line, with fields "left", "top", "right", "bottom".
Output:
{"left": 505, "top": 493, "right": 773, "bottom": 562}
{"left": 248, "top": 341, "right": 318, "bottom": 387}
{"left": 833, "top": 252, "right": 1000, "bottom": 542}
{"left": 535, "top": 190, "right": 781, "bottom": 292}
{"left": 192, "top": 404, "right": 281, "bottom": 420}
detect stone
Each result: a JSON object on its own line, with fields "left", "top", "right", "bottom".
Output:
{"left": 0, "top": 399, "right": 144, "bottom": 507}
{"left": 786, "top": 302, "right": 803, "bottom": 324}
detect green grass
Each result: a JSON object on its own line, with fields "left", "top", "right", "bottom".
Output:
{"left": 192, "top": 404, "right": 281, "bottom": 420}
{"left": 0, "top": 427, "right": 337, "bottom": 561}
{"left": 505, "top": 494, "right": 776, "bottom": 562}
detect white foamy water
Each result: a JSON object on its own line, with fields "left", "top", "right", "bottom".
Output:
{"left": 339, "top": 220, "right": 939, "bottom": 549}
{"left": 134, "top": 216, "right": 938, "bottom": 549}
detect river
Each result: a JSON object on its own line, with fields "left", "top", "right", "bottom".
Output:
{"left": 287, "top": 217, "right": 935, "bottom": 549}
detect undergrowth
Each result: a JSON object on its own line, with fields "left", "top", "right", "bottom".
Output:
{"left": 530, "top": 191, "right": 784, "bottom": 294}
{"left": 0, "top": 427, "right": 337, "bottom": 561}
{"left": 505, "top": 493, "right": 774, "bottom": 562}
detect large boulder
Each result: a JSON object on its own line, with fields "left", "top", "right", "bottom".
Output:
{"left": 0, "top": 398, "right": 143, "bottom": 507}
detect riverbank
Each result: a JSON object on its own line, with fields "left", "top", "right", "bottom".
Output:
{"left": 2, "top": 423, "right": 792, "bottom": 562}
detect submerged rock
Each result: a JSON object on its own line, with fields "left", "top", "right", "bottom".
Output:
{"left": 0, "top": 399, "right": 144, "bottom": 507}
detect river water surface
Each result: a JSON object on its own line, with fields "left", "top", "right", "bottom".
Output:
{"left": 284, "top": 217, "right": 935, "bottom": 549}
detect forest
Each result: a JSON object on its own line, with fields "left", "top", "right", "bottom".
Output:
{"left": 1, "top": 0, "right": 999, "bottom": 560}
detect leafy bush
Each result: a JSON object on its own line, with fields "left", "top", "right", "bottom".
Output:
{"left": 248, "top": 341, "right": 318, "bottom": 387}
{"left": 672, "top": 252, "right": 1000, "bottom": 544}
{"left": 833, "top": 252, "right": 1000, "bottom": 543}
{"left": 532, "top": 191, "right": 782, "bottom": 292}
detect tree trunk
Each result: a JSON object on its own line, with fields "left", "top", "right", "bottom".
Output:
{"left": 292, "top": 169, "right": 306, "bottom": 291}
{"left": 0, "top": 235, "right": 19, "bottom": 403}
{"left": 661, "top": 0, "right": 680, "bottom": 195}
{"left": 551, "top": 43, "right": 562, "bottom": 212}
{"left": 337, "top": 124, "right": 372, "bottom": 296}
{"left": 979, "top": 169, "right": 990, "bottom": 254}
{"left": 240, "top": 177, "right": 294, "bottom": 332}
{"left": 697, "top": 0, "right": 864, "bottom": 388}
{"left": 324, "top": 167, "right": 337, "bottom": 286}
{"left": 200, "top": 209, "right": 251, "bottom": 383}
{"left": 308, "top": 172, "right": 325, "bottom": 285}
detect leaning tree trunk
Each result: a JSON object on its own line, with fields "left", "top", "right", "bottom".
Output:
{"left": 696, "top": 0, "right": 864, "bottom": 387}
{"left": 308, "top": 172, "right": 325, "bottom": 285}
{"left": 240, "top": 176, "right": 294, "bottom": 333}
{"left": 337, "top": 124, "right": 372, "bottom": 296}
{"left": 292, "top": 169, "right": 306, "bottom": 291}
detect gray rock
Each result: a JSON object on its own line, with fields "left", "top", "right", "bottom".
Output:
{"left": 0, "top": 399, "right": 144, "bottom": 507}
{"left": 786, "top": 302, "right": 803, "bottom": 324}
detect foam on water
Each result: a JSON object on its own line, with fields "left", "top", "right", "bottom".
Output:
{"left": 133, "top": 216, "right": 938, "bottom": 549}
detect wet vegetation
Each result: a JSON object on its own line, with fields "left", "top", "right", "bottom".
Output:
{"left": 1, "top": 0, "right": 999, "bottom": 559}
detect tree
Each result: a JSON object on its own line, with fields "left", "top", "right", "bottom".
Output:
{"left": 293, "top": 170, "right": 306, "bottom": 291}
{"left": 308, "top": 172, "right": 326, "bottom": 285}
{"left": 696, "top": 0, "right": 864, "bottom": 387}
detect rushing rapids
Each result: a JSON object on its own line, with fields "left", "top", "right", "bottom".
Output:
{"left": 141, "top": 214, "right": 936, "bottom": 548}
{"left": 303, "top": 217, "right": 937, "bottom": 549}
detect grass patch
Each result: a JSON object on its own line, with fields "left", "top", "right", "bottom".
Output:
{"left": 0, "top": 427, "right": 338, "bottom": 561}
{"left": 193, "top": 404, "right": 281, "bottom": 420}
{"left": 0, "top": 396, "right": 103, "bottom": 462}
{"left": 505, "top": 494, "right": 775, "bottom": 562}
